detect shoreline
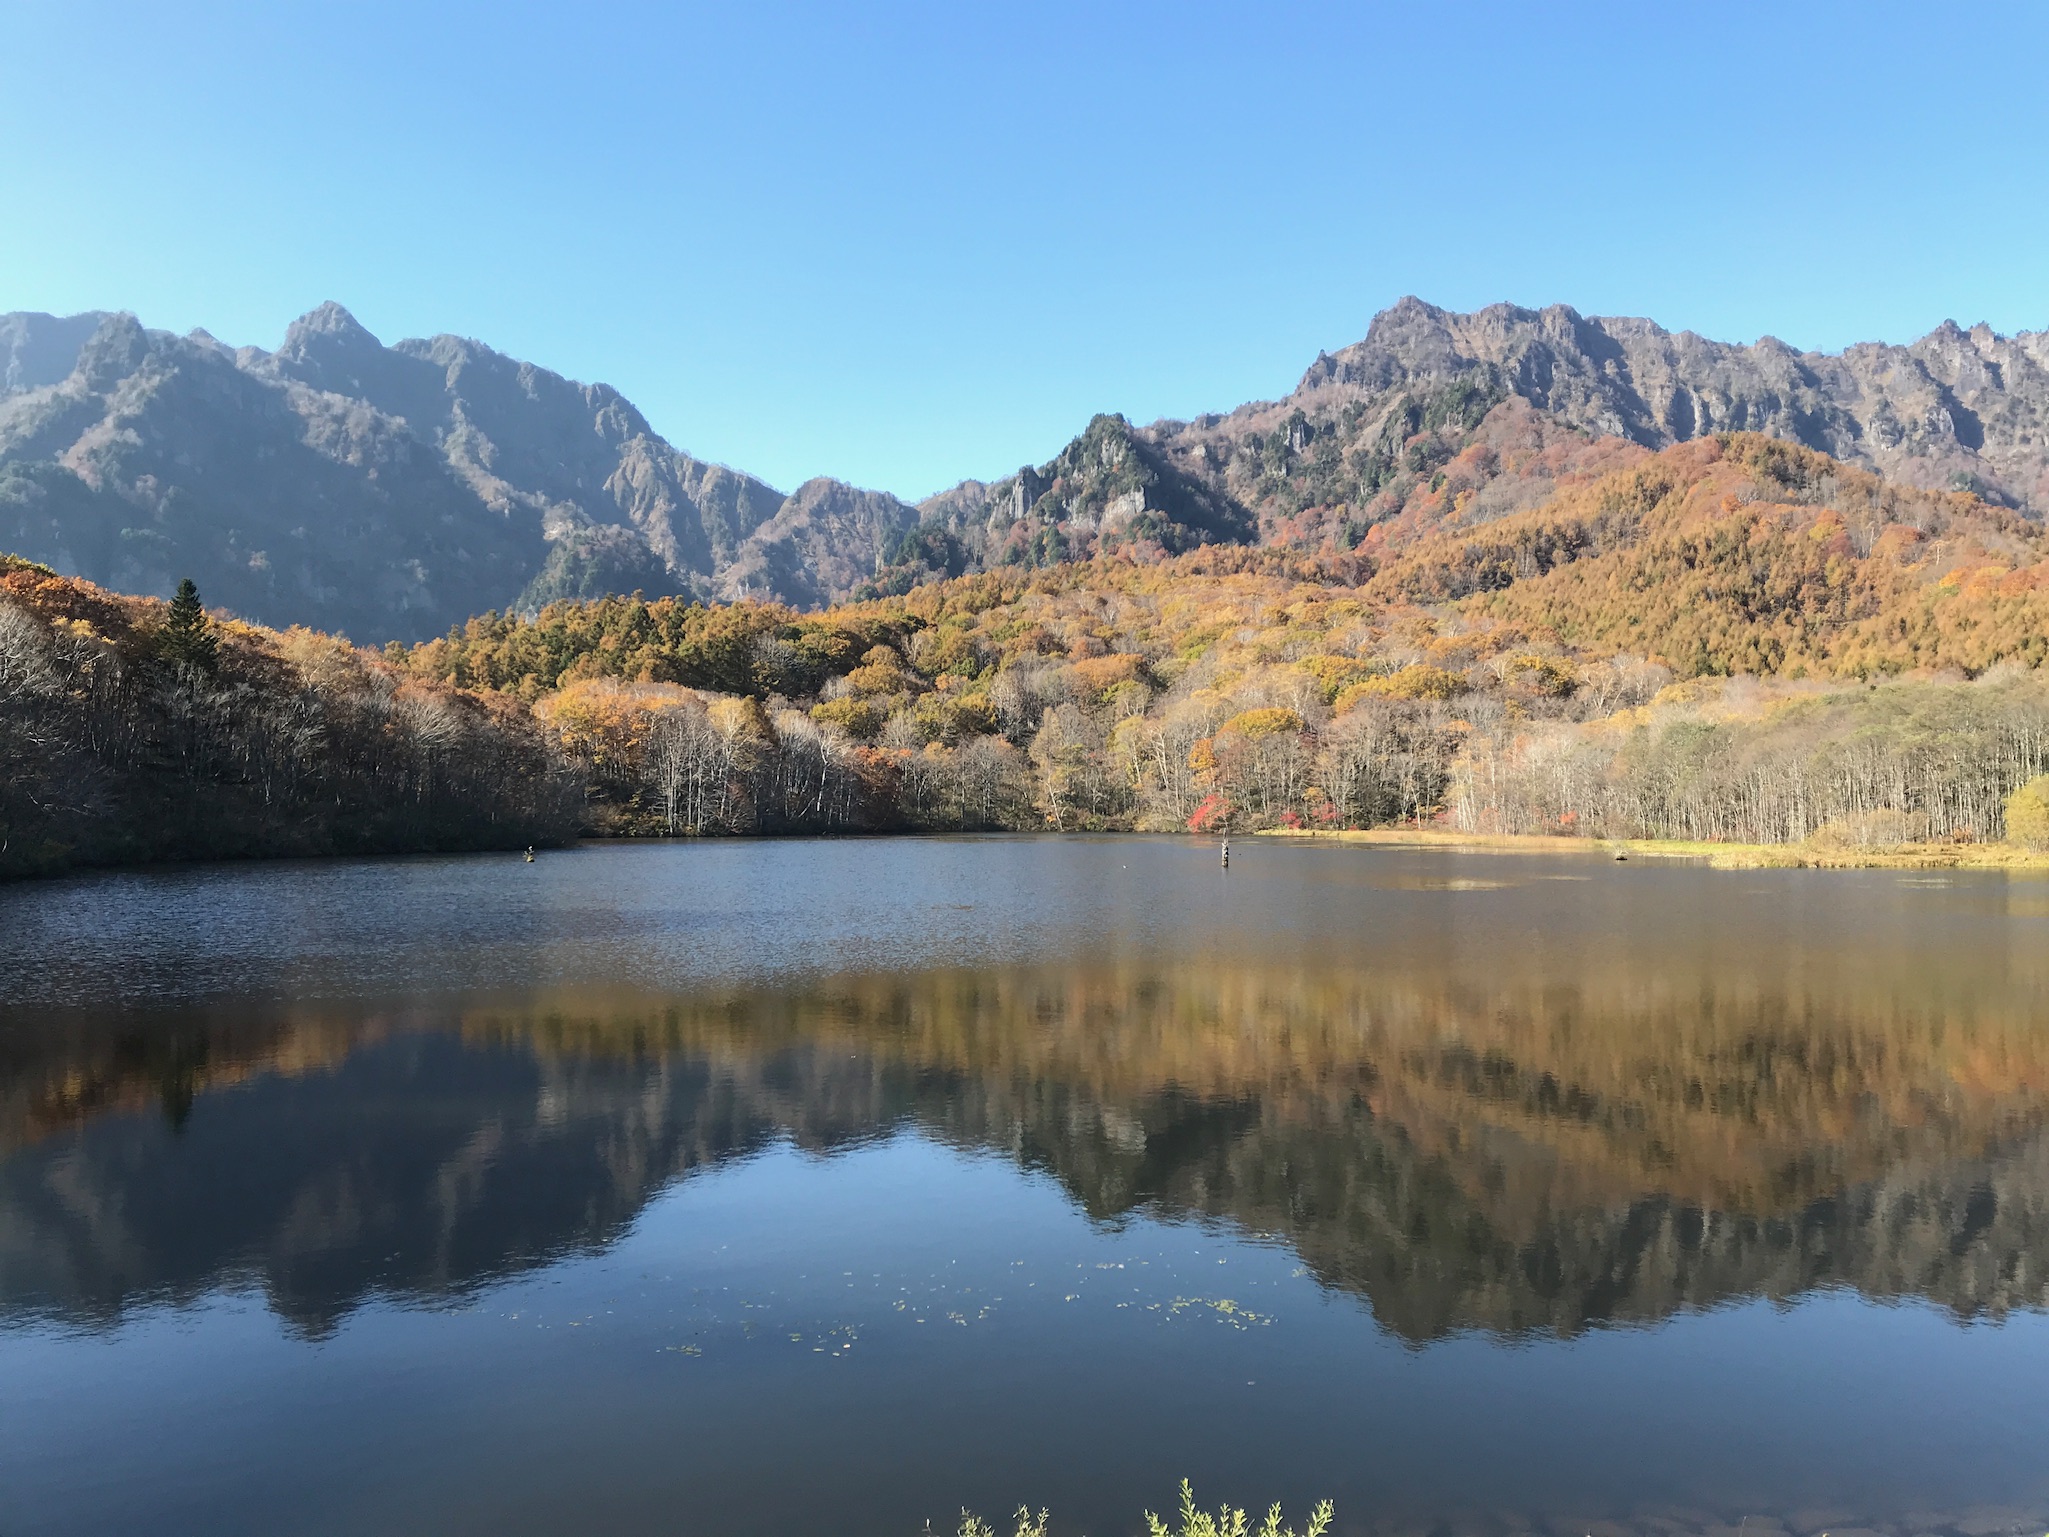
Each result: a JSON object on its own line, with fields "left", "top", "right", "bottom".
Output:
{"left": 1258, "top": 826, "right": 2049, "bottom": 872}
{"left": 12, "top": 826, "right": 2049, "bottom": 884}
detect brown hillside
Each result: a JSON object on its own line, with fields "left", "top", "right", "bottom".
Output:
{"left": 1368, "top": 433, "right": 2049, "bottom": 677}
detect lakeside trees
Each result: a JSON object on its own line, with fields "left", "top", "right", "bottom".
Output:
{"left": 396, "top": 434, "right": 2049, "bottom": 848}
{"left": 538, "top": 676, "right": 1033, "bottom": 836}
{"left": 1449, "top": 674, "right": 2049, "bottom": 845}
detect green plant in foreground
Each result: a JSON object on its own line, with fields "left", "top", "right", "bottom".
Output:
{"left": 1144, "top": 1481, "right": 1333, "bottom": 1537}
{"left": 952, "top": 1482, "right": 1332, "bottom": 1537}
{"left": 955, "top": 1509, "right": 1048, "bottom": 1537}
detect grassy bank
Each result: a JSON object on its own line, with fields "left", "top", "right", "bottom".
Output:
{"left": 1259, "top": 826, "right": 2049, "bottom": 872}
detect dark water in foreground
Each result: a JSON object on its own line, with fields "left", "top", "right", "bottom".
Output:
{"left": 3, "top": 836, "right": 2048, "bottom": 1537}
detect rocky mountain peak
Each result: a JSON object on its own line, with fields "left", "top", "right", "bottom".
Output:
{"left": 0, "top": 301, "right": 893, "bottom": 637}
{"left": 72, "top": 313, "right": 154, "bottom": 391}
{"left": 273, "top": 301, "right": 388, "bottom": 384}
{"left": 1266, "top": 297, "right": 2049, "bottom": 510}
{"left": 285, "top": 300, "right": 377, "bottom": 345}
{"left": 1362, "top": 294, "right": 1448, "bottom": 337}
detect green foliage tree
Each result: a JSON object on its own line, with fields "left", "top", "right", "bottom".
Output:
{"left": 160, "top": 578, "right": 218, "bottom": 671}
{"left": 2006, "top": 774, "right": 2049, "bottom": 850}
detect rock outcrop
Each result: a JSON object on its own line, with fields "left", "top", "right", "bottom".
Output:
{"left": 1148, "top": 297, "right": 2049, "bottom": 529}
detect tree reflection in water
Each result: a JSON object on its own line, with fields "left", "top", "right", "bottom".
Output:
{"left": 5, "top": 949, "right": 2045, "bottom": 1342}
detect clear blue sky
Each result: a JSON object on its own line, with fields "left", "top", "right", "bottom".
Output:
{"left": 3, "top": 1, "right": 2044, "bottom": 500}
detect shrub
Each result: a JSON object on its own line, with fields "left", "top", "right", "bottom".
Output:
{"left": 1303, "top": 653, "right": 1379, "bottom": 701}
{"left": 956, "top": 1510, "right": 1047, "bottom": 1537}
{"left": 1808, "top": 808, "right": 1926, "bottom": 850}
{"left": 844, "top": 659, "right": 908, "bottom": 696}
{"left": 1504, "top": 652, "right": 1576, "bottom": 698}
{"left": 1218, "top": 707, "right": 1304, "bottom": 741}
{"left": 1068, "top": 652, "right": 1146, "bottom": 699}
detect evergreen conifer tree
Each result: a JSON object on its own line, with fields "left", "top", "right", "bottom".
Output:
{"left": 161, "top": 578, "right": 218, "bottom": 670}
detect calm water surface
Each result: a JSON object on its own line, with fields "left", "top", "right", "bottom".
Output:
{"left": 3, "top": 836, "right": 2048, "bottom": 1537}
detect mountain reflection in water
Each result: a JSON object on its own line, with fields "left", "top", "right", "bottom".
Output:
{"left": 7, "top": 953, "right": 2046, "bottom": 1342}
{"left": 6, "top": 840, "right": 2049, "bottom": 1537}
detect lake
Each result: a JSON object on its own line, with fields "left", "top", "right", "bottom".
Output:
{"left": 3, "top": 836, "right": 2047, "bottom": 1537}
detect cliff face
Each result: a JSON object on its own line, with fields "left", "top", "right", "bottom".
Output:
{"left": 1294, "top": 299, "right": 2049, "bottom": 513}
{"left": 0, "top": 305, "right": 911, "bottom": 639}
{"left": 1140, "top": 298, "right": 2049, "bottom": 545}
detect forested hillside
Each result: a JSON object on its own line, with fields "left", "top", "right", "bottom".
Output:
{"left": 0, "top": 556, "right": 577, "bottom": 878}
{"left": 8, "top": 432, "right": 2049, "bottom": 875}
{"left": 400, "top": 435, "right": 2049, "bottom": 850}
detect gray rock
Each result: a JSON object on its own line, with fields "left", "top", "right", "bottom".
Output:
{"left": 0, "top": 304, "right": 902, "bottom": 638}
{"left": 1270, "top": 298, "right": 2049, "bottom": 513}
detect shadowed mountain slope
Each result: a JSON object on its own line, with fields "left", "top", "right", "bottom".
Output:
{"left": 0, "top": 305, "right": 914, "bottom": 639}
{"left": 0, "top": 310, "right": 111, "bottom": 395}
{"left": 887, "top": 414, "right": 1259, "bottom": 594}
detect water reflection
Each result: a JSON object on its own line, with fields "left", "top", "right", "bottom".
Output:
{"left": 8, "top": 844, "right": 2049, "bottom": 1533}
{"left": 7, "top": 949, "right": 2046, "bottom": 1342}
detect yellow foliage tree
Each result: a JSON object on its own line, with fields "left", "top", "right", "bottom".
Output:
{"left": 1218, "top": 707, "right": 1304, "bottom": 740}
{"left": 1333, "top": 664, "right": 1467, "bottom": 712}
{"left": 2006, "top": 774, "right": 2049, "bottom": 849}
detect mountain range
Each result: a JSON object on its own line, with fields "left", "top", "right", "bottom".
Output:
{"left": 0, "top": 304, "right": 921, "bottom": 640}
{"left": 3, "top": 297, "right": 2045, "bottom": 640}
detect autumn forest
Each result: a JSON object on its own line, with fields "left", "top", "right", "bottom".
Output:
{"left": 7, "top": 432, "right": 2049, "bottom": 877}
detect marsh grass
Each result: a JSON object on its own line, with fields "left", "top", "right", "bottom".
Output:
{"left": 1262, "top": 825, "right": 2049, "bottom": 871}
{"left": 953, "top": 1482, "right": 1332, "bottom": 1537}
